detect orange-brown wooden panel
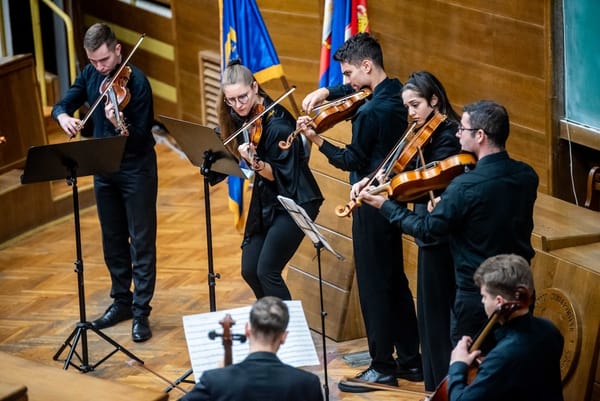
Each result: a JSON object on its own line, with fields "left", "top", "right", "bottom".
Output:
{"left": 531, "top": 251, "right": 600, "bottom": 401}
{"left": 289, "top": 228, "right": 354, "bottom": 290}
{"left": 287, "top": 266, "right": 365, "bottom": 341}
{"left": 312, "top": 172, "right": 352, "bottom": 238}
{"left": 81, "top": 1, "right": 174, "bottom": 44}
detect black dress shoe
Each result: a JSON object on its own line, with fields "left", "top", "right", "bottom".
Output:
{"left": 338, "top": 367, "right": 397, "bottom": 393}
{"left": 132, "top": 316, "right": 152, "bottom": 342}
{"left": 396, "top": 362, "right": 424, "bottom": 382}
{"left": 91, "top": 304, "right": 132, "bottom": 330}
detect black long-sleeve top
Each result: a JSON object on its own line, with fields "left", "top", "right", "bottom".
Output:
{"left": 242, "top": 96, "right": 324, "bottom": 236}
{"left": 51, "top": 63, "right": 155, "bottom": 158}
{"left": 318, "top": 78, "right": 408, "bottom": 184}
{"left": 448, "top": 314, "right": 564, "bottom": 401}
{"left": 380, "top": 151, "right": 538, "bottom": 291}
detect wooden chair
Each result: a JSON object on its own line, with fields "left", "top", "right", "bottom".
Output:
{"left": 584, "top": 166, "right": 600, "bottom": 210}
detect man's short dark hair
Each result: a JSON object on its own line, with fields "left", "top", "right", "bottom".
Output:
{"left": 333, "top": 32, "right": 384, "bottom": 69}
{"left": 473, "top": 254, "right": 534, "bottom": 301}
{"left": 84, "top": 23, "right": 117, "bottom": 51}
{"left": 463, "top": 100, "right": 510, "bottom": 148}
{"left": 249, "top": 296, "right": 289, "bottom": 342}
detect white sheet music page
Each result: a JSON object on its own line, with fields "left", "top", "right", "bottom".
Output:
{"left": 182, "top": 300, "right": 320, "bottom": 382}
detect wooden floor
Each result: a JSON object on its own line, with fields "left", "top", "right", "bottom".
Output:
{"left": 0, "top": 141, "right": 427, "bottom": 401}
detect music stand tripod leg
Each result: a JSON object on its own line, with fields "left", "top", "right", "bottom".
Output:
{"left": 167, "top": 150, "right": 221, "bottom": 391}
{"left": 50, "top": 169, "right": 143, "bottom": 372}
{"left": 314, "top": 241, "right": 330, "bottom": 401}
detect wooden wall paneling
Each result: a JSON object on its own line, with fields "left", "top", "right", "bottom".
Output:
{"left": 198, "top": 50, "right": 221, "bottom": 128}
{"left": 288, "top": 230, "right": 353, "bottom": 290}
{"left": 531, "top": 250, "right": 600, "bottom": 401}
{"left": 80, "top": 1, "right": 174, "bottom": 43}
{"left": 171, "top": 0, "right": 220, "bottom": 121}
{"left": 80, "top": 2, "right": 178, "bottom": 119}
{"left": 286, "top": 265, "right": 365, "bottom": 341}
{"left": 312, "top": 172, "right": 352, "bottom": 238}
{"left": 0, "top": 55, "right": 47, "bottom": 173}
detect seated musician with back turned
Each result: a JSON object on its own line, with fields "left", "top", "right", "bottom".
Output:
{"left": 445, "top": 253, "right": 564, "bottom": 401}
{"left": 179, "top": 296, "right": 324, "bottom": 401}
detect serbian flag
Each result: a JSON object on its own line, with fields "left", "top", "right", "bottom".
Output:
{"left": 219, "top": 0, "right": 284, "bottom": 231}
{"left": 319, "top": 0, "right": 370, "bottom": 88}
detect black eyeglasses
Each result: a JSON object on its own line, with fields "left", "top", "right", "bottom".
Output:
{"left": 457, "top": 125, "right": 481, "bottom": 133}
{"left": 224, "top": 91, "right": 250, "bottom": 106}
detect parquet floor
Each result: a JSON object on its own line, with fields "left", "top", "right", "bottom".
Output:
{"left": 0, "top": 140, "right": 427, "bottom": 401}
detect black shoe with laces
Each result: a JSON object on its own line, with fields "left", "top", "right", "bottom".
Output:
{"left": 91, "top": 304, "right": 132, "bottom": 330}
{"left": 132, "top": 316, "right": 152, "bottom": 342}
{"left": 396, "top": 361, "right": 424, "bottom": 382}
{"left": 338, "top": 367, "right": 398, "bottom": 393}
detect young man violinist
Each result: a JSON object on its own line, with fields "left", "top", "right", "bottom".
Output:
{"left": 52, "top": 23, "right": 157, "bottom": 342}
{"left": 447, "top": 254, "right": 564, "bottom": 401}
{"left": 360, "top": 100, "right": 539, "bottom": 351}
{"left": 297, "top": 32, "right": 422, "bottom": 391}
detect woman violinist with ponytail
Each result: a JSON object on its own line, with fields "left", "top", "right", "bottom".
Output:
{"left": 398, "top": 71, "right": 463, "bottom": 392}
{"left": 218, "top": 61, "right": 323, "bottom": 301}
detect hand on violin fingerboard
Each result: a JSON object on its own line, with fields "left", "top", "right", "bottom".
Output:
{"left": 428, "top": 196, "right": 442, "bottom": 212}
{"left": 359, "top": 188, "right": 387, "bottom": 210}
{"left": 296, "top": 116, "right": 323, "bottom": 148}
{"left": 104, "top": 102, "right": 128, "bottom": 135}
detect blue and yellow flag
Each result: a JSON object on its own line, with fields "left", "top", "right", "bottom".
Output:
{"left": 219, "top": 0, "right": 284, "bottom": 231}
{"left": 219, "top": 0, "right": 284, "bottom": 84}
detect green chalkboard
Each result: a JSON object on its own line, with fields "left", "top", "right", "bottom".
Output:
{"left": 564, "top": 1, "right": 600, "bottom": 131}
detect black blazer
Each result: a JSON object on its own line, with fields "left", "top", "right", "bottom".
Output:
{"left": 179, "top": 352, "right": 324, "bottom": 401}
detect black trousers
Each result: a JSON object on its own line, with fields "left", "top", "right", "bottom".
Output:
{"left": 241, "top": 201, "right": 320, "bottom": 300}
{"left": 94, "top": 150, "right": 158, "bottom": 318}
{"left": 417, "top": 244, "right": 455, "bottom": 391}
{"left": 352, "top": 204, "right": 420, "bottom": 374}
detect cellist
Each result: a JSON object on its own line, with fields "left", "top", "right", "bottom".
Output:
{"left": 178, "top": 296, "right": 324, "bottom": 401}
{"left": 446, "top": 254, "right": 563, "bottom": 401}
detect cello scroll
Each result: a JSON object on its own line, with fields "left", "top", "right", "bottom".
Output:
{"left": 208, "top": 314, "right": 247, "bottom": 366}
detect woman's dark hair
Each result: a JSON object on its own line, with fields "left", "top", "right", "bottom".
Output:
{"left": 402, "top": 71, "right": 460, "bottom": 122}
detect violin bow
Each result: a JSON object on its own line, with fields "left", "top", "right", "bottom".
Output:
{"left": 223, "top": 86, "right": 296, "bottom": 146}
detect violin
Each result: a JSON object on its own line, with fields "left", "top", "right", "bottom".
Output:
{"left": 334, "top": 111, "right": 449, "bottom": 216}
{"left": 101, "top": 65, "right": 132, "bottom": 135}
{"left": 208, "top": 314, "right": 247, "bottom": 366}
{"left": 223, "top": 86, "right": 296, "bottom": 147}
{"left": 429, "top": 287, "right": 530, "bottom": 401}
{"left": 279, "top": 88, "right": 372, "bottom": 149}
{"left": 335, "top": 153, "right": 476, "bottom": 217}
{"left": 245, "top": 103, "right": 265, "bottom": 170}
{"left": 76, "top": 34, "right": 145, "bottom": 138}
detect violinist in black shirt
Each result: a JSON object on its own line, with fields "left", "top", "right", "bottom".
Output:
{"left": 297, "top": 33, "right": 422, "bottom": 391}
{"left": 361, "top": 100, "right": 539, "bottom": 348}
{"left": 52, "top": 23, "right": 157, "bottom": 342}
{"left": 218, "top": 61, "right": 323, "bottom": 301}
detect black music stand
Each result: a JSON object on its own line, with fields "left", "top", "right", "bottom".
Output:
{"left": 277, "top": 195, "right": 345, "bottom": 401}
{"left": 159, "top": 115, "right": 249, "bottom": 390}
{"left": 20, "top": 136, "right": 143, "bottom": 372}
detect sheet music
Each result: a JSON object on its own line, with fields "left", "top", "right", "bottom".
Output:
{"left": 277, "top": 195, "right": 345, "bottom": 261}
{"left": 182, "top": 300, "right": 320, "bottom": 382}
